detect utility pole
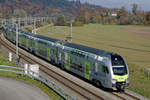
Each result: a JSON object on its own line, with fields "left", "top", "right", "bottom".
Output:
{"left": 70, "top": 22, "right": 72, "bottom": 43}
{"left": 1, "top": 19, "right": 4, "bottom": 26}
{"left": 12, "top": 18, "right": 16, "bottom": 28}
{"left": 18, "top": 18, "right": 21, "bottom": 29}
{"left": 33, "top": 18, "right": 37, "bottom": 34}
{"left": 12, "top": 18, "right": 14, "bottom": 27}
{"left": 24, "top": 16, "right": 28, "bottom": 26}
{"left": 16, "top": 24, "right": 18, "bottom": 64}
{"left": 4, "top": 19, "right": 6, "bottom": 25}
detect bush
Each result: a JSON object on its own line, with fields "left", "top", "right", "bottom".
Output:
{"left": 72, "top": 21, "right": 84, "bottom": 26}
{"left": 24, "top": 27, "right": 32, "bottom": 32}
{"left": 36, "top": 22, "right": 43, "bottom": 28}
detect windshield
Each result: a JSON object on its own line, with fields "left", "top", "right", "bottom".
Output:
{"left": 113, "top": 67, "right": 127, "bottom": 75}
{"left": 111, "top": 54, "right": 125, "bottom": 66}
{"left": 111, "top": 54, "right": 127, "bottom": 75}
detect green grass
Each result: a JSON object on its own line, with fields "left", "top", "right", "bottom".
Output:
{"left": 0, "top": 52, "right": 63, "bottom": 100}
{"left": 35, "top": 24, "right": 150, "bottom": 98}
{"left": 0, "top": 51, "right": 18, "bottom": 66}
{"left": 0, "top": 72, "right": 63, "bottom": 100}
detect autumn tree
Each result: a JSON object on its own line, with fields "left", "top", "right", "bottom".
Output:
{"left": 117, "top": 7, "right": 129, "bottom": 25}
{"left": 75, "top": 6, "right": 91, "bottom": 24}
{"left": 130, "top": 4, "right": 145, "bottom": 25}
{"left": 55, "top": 15, "right": 67, "bottom": 26}
{"left": 132, "top": 4, "right": 138, "bottom": 15}
{"left": 144, "top": 12, "right": 150, "bottom": 25}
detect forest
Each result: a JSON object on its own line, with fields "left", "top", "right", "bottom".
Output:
{"left": 0, "top": 0, "right": 150, "bottom": 25}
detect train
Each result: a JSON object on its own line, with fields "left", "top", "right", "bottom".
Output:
{"left": 2, "top": 25, "right": 129, "bottom": 91}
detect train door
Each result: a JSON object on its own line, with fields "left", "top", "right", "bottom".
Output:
{"left": 57, "top": 48, "right": 62, "bottom": 63}
{"left": 25, "top": 36, "right": 29, "bottom": 50}
{"left": 65, "top": 52, "right": 70, "bottom": 71}
{"left": 55, "top": 46, "right": 59, "bottom": 64}
{"left": 61, "top": 51, "right": 65, "bottom": 67}
{"left": 35, "top": 40, "right": 39, "bottom": 55}
{"left": 101, "top": 63, "right": 110, "bottom": 87}
{"left": 84, "top": 61, "right": 90, "bottom": 80}
{"left": 47, "top": 46, "right": 51, "bottom": 61}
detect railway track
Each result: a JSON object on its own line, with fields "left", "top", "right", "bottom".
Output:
{"left": 108, "top": 92, "right": 140, "bottom": 100}
{"left": 0, "top": 33, "right": 108, "bottom": 100}
{"left": 0, "top": 32, "right": 147, "bottom": 100}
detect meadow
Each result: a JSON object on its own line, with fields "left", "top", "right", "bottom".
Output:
{"left": 25, "top": 24, "right": 150, "bottom": 98}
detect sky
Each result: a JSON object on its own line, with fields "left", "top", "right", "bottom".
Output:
{"left": 72, "top": 0, "right": 150, "bottom": 11}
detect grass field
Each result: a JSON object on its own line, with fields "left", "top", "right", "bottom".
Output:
{"left": 32, "top": 24, "right": 150, "bottom": 98}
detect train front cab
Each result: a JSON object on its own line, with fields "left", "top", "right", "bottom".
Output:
{"left": 110, "top": 54, "right": 129, "bottom": 91}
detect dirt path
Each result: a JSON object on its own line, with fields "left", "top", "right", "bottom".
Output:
{"left": 125, "top": 28, "right": 150, "bottom": 40}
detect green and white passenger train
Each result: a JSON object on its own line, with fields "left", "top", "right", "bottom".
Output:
{"left": 2, "top": 25, "right": 129, "bottom": 91}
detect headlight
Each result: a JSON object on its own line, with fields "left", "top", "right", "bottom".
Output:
{"left": 112, "top": 79, "right": 116, "bottom": 84}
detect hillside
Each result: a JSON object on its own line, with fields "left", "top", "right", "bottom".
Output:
{"left": 0, "top": 0, "right": 102, "bottom": 18}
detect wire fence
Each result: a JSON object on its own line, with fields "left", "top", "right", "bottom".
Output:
{"left": 0, "top": 65, "right": 76, "bottom": 100}
{"left": 141, "top": 67, "right": 150, "bottom": 78}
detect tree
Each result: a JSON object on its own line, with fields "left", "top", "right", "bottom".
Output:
{"left": 144, "top": 12, "right": 150, "bottom": 25}
{"left": 75, "top": 16, "right": 86, "bottom": 23}
{"left": 55, "top": 15, "right": 67, "bottom": 26}
{"left": 132, "top": 4, "right": 138, "bottom": 15}
{"left": 130, "top": 4, "right": 145, "bottom": 25}
{"left": 117, "top": 7, "right": 126, "bottom": 19}
{"left": 13, "top": 9, "right": 27, "bottom": 17}
{"left": 90, "top": 15, "right": 99, "bottom": 23}
{"left": 75, "top": 7, "right": 91, "bottom": 24}
{"left": 117, "top": 7, "right": 129, "bottom": 25}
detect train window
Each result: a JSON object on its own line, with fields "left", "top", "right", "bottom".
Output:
{"left": 59, "top": 53, "right": 61, "bottom": 61}
{"left": 71, "top": 50, "right": 85, "bottom": 58}
{"left": 65, "top": 52, "right": 68, "bottom": 61}
{"left": 61, "top": 52, "right": 65, "bottom": 60}
{"left": 38, "top": 42, "right": 47, "bottom": 57}
{"left": 31, "top": 40, "right": 35, "bottom": 47}
{"left": 54, "top": 49, "right": 56, "bottom": 54}
{"left": 102, "top": 66, "right": 109, "bottom": 74}
{"left": 111, "top": 55, "right": 125, "bottom": 66}
{"left": 50, "top": 49, "right": 53, "bottom": 54}
{"left": 112, "top": 67, "right": 127, "bottom": 75}
{"left": 95, "top": 62, "right": 98, "bottom": 72}
{"left": 71, "top": 62, "right": 83, "bottom": 72}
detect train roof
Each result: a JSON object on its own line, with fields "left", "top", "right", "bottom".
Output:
{"left": 24, "top": 31, "right": 111, "bottom": 56}
{"left": 65, "top": 42, "right": 111, "bottom": 56}
{"left": 31, "top": 33, "right": 111, "bottom": 56}
{"left": 32, "top": 34, "right": 59, "bottom": 43}
{"left": 32, "top": 33, "right": 111, "bottom": 56}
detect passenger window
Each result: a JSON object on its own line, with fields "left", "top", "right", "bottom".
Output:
{"left": 65, "top": 52, "right": 68, "bottom": 61}
{"left": 102, "top": 66, "right": 109, "bottom": 74}
{"left": 95, "top": 62, "right": 98, "bottom": 72}
{"left": 59, "top": 53, "right": 61, "bottom": 60}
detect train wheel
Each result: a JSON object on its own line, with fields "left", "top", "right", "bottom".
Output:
{"left": 117, "top": 87, "right": 125, "bottom": 92}
{"left": 94, "top": 80, "right": 101, "bottom": 87}
{"left": 60, "top": 65, "right": 65, "bottom": 70}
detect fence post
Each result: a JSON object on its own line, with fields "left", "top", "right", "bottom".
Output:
{"left": 24, "top": 64, "right": 28, "bottom": 75}
{"left": 148, "top": 70, "right": 150, "bottom": 79}
{"left": 29, "top": 64, "right": 39, "bottom": 78}
{"left": 9, "top": 52, "right": 12, "bottom": 62}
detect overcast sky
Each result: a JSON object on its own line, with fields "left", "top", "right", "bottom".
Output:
{"left": 72, "top": 0, "right": 150, "bottom": 11}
